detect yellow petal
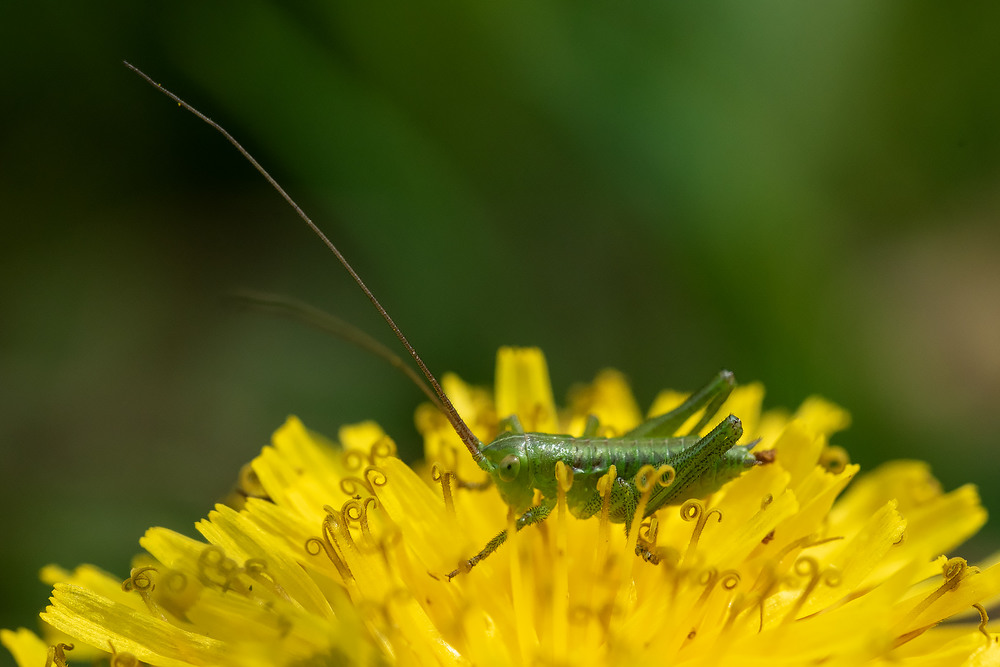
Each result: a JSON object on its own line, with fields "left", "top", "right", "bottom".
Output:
{"left": 495, "top": 347, "right": 558, "bottom": 432}
{"left": 569, "top": 368, "right": 643, "bottom": 435}
{"left": 0, "top": 628, "right": 48, "bottom": 667}
{"left": 42, "top": 584, "right": 228, "bottom": 667}
{"left": 794, "top": 395, "right": 852, "bottom": 437}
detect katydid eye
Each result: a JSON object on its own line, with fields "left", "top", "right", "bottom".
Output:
{"left": 498, "top": 455, "right": 520, "bottom": 482}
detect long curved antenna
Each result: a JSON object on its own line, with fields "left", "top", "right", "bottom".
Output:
{"left": 125, "top": 61, "right": 487, "bottom": 468}
{"left": 229, "top": 290, "right": 444, "bottom": 412}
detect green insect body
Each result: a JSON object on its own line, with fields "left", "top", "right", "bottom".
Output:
{"left": 127, "top": 63, "right": 769, "bottom": 580}
{"left": 485, "top": 416, "right": 753, "bottom": 526}
{"left": 452, "top": 371, "right": 763, "bottom": 576}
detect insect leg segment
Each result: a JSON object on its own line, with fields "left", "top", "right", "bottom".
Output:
{"left": 505, "top": 412, "right": 599, "bottom": 437}
{"left": 609, "top": 476, "right": 644, "bottom": 535}
{"left": 643, "top": 414, "right": 745, "bottom": 516}
{"left": 581, "top": 415, "right": 600, "bottom": 438}
{"left": 498, "top": 414, "right": 525, "bottom": 434}
{"left": 624, "top": 370, "right": 735, "bottom": 439}
{"left": 447, "top": 501, "right": 554, "bottom": 579}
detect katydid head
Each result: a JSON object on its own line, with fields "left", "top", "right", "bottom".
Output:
{"left": 479, "top": 432, "right": 535, "bottom": 513}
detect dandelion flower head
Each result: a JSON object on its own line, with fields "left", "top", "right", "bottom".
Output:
{"left": 3, "top": 347, "right": 999, "bottom": 666}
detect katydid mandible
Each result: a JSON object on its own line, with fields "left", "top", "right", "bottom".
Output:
{"left": 125, "top": 62, "right": 769, "bottom": 579}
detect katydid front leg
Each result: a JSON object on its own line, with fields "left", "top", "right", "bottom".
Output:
{"left": 447, "top": 501, "right": 554, "bottom": 580}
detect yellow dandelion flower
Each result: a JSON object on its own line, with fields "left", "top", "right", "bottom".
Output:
{"left": 4, "top": 347, "right": 1000, "bottom": 666}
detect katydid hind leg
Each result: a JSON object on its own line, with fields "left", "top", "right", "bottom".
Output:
{"left": 642, "top": 414, "right": 744, "bottom": 515}
{"left": 624, "top": 370, "right": 735, "bottom": 439}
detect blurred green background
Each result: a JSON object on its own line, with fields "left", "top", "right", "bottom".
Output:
{"left": 3, "top": 1, "right": 999, "bottom": 652}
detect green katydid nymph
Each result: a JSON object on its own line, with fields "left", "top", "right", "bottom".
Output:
{"left": 126, "top": 62, "right": 772, "bottom": 579}
{"left": 454, "top": 369, "right": 769, "bottom": 577}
